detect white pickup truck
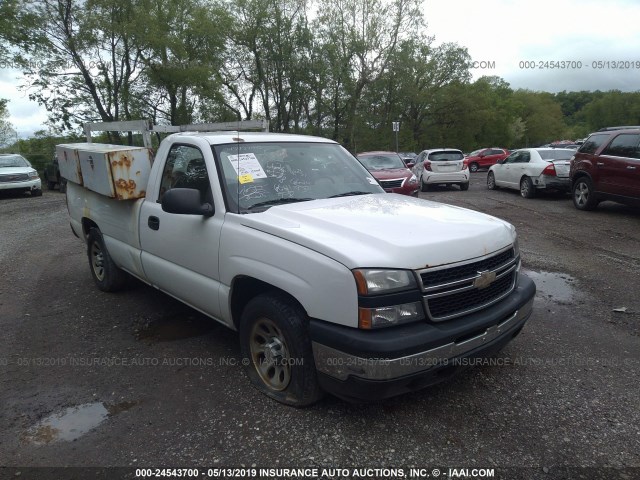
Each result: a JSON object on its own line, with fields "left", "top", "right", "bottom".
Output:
{"left": 65, "top": 130, "right": 536, "bottom": 406}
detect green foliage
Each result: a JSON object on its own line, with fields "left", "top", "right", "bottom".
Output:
{"left": 0, "top": 99, "right": 18, "bottom": 147}
{"left": 2, "top": 0, "right": 640, "bottom": 152}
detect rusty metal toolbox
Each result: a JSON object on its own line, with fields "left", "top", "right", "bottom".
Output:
{"left": 55, "top": 143, "right": 153, "bottom": 200}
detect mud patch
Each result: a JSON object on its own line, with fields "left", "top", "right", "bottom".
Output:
{"left": 524, "top": 270, "right": 577, "bottom": 303}
{"left": 135, "top": 313, "right": 214, "bottom": 342}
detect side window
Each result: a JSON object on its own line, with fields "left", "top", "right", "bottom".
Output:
{"left": 158, "top": 145, "right": 211, "bottom": 203}
{"left": 601, "top": 134, "right": 640, "bottom": 159}
{"left": 579, "top": 133, "right": 609, "bottom": 154}
{"left": 504, "top": 152, "right": 519, "bottom": 164}
{"left": 518, "top": 152, "right": 531, "bottom": 163}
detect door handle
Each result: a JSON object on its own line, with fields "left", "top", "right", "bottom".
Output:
{"left": 596, "top": 162, "right": 605, "bottom": 166}
{"left": 148, "top": 216, "right": 160, "bottom": 230}
{"left": 627, "top": 166, "right": 637, "bottom": 170}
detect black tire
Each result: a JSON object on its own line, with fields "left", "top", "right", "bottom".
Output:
{"left": 86, "top": 228, "right": 128, "bottom": 292}
{"left": 239, "top": 293, "right": 323, "bottom": 407}
{"left": 47, "top": 181, "right": 56, "bottom": 190}
{"left": 572, "top": 176, "right": 599, "bottom": 211}
{"left": 487, "top": 171, "right": 497, "bottom": 190}
{"left": 420, "top": 176, "right": 429, "bottom": 192}
{"left": 59, "top": 180, "right": 67, "bottom": 194}
{"left": 459, "top": 182, "right": 469, "bottom": 191}
{"left": 520, "top": 177, "right": 536, "bottom": 199}
{"left": 469, "top": 162, "right": 479, "bottom": 173}
{"left": 31, "top": 188, "right": 43, "bottom": 197}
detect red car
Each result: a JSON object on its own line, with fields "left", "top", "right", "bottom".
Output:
{"left": 464, "top": 148, "right": 510, "bottom": 172}
{"left": 356, "top": 151, "right": 419, "bottom": 196}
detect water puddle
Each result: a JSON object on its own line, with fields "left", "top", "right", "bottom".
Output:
{"left": 523, "top": 270, "right": 577, "bottom": 303}
{"left": 24, "top": 400, "right": 139, "bottom": 445}
{"left": 135, "top": 313, "right": 214, "bottom": 342}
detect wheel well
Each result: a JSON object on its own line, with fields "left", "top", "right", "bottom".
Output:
{"left": 81, "top": 218, "right": 100, "bottom": 239}
{"left": 230, "top": 276, "right": 306, "bottom": 330}
{"left": 571, "top": 171, "right": 591, "bottom": 186}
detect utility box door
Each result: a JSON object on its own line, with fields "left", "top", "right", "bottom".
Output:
{"left": 56, "top": 143, "right": 152, "bottom": 200}
{"left": 55, "top": 145, "right": 83, "bottom": 185}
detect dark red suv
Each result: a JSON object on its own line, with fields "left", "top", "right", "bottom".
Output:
{"left": 570, "top": 127, "right": 640, "bottom": 210}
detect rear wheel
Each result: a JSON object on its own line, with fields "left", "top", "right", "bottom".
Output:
{"left": 239, "top": 293, "right": 322, "bottom": 407}
{"left": 520, "top": 177, "right": 536, "bottom": 199}
{"left": 460, "top": 182, "right": 469, "bottom": 191}
{"left": 47, "top": 181, "right": 56, "bottom": 190}
{"left": 487, "top": 172, "right": 497, "bottom": 190}
{"left": 469, "top": 162, "right": 479, "bottom": 173}
{"left": 420, "top": 176, "right": 429, "bottom": 192}
{"left": 87, "top": 228, "right": 128, "bottom": 292}
{"left": 572, "top": 176, "right": 599, "bottom": 211}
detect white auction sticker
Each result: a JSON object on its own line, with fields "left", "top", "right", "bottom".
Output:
{"left": 228, "top": 153, "right": 267, "bottom": 179}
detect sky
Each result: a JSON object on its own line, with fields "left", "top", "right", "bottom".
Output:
{"left": 2, "top": 0, "right": 640, "bottom": 139}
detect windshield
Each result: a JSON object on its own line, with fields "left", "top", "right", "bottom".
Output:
{"left": 468, "top": 149, "right": 482, "bottom": 157}
{"left": 0, "top": 155, "right": 30, "bottom": 168}
{"left": 213, "top": 142, "right": 384, "bottom": 213}
{"left": 539, "top": 149, "right": 573, "bottom": 160}
{"left": 357, "top": 153, "right": 406, "bottom": 170}
{"left": 428, "top": 151, "right": 464, "bottom": 161}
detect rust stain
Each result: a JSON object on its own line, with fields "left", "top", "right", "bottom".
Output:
{"left": 115, "top": 178, "right": 137, "bottom": 199}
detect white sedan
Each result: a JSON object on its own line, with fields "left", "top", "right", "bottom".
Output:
{"left": 487, "top": 148, "right": 574, "bottom": 198}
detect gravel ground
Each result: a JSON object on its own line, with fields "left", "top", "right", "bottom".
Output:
{"left": 0, "top": 178, "right": 639, "bottom": 480}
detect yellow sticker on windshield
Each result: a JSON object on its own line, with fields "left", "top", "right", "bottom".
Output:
{"left": 239, "top": 174, "right": 254, "bottom": 184}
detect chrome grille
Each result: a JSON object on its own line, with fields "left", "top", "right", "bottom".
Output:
{"left": 417, "top": 247, "right": 518, "bottom": 322}
{"left": 0, "top": 173, "right": 30, "bottom": 183}
{"left": 379, "top": 178, "right": 404, "bottom": 189}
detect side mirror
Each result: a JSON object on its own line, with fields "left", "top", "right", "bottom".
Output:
{"left": 162, "top": 188, "right": 214, "bottom": 217}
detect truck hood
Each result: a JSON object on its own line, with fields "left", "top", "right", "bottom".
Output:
{"left": 239, "top": 194, "right": 515, "bottom": 269}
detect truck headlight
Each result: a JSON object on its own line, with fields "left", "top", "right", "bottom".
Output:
{"left": 353, "top": 269, "right": 416, "bottom": 295}
{"left": 359, "top": 301, "right": 425, "bottom": 329}
{"left": 28, "top": 171, "right": 40, "bottom": 178}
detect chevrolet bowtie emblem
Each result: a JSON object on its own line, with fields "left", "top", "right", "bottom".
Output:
{"left": 474, "top": 271, "right": 496, "bottom": 289}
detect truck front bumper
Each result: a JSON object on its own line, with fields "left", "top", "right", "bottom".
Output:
{"left": 310, "top": 273, "right": 535, "bottom": 401}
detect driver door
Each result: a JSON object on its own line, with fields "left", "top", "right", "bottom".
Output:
{"left": 139, "top": 141, "right": 226, "bottom": 323}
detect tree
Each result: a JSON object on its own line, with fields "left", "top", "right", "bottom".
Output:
{"left": 512, "top": 90, "right": 568, "bottom": 146}
{"left": 0, "top": 99, "right": 17, "bottom": 147}
{"left": 314, "top": 0, "right": 424, "bottom": 149}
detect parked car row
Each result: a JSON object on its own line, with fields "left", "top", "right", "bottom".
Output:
{"left": 483, "top": 127, "right": 640, "bottom": 212}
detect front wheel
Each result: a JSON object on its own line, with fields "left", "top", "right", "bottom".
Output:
{"left": 572, "top": 177, "right": 599, "bottom": 211}
{"left": 520, "top": 177, "right": 536, "bottom": 199}
{"left": 31, "top": 188, "right": 43, "bottom": 197}
{"left": 87, "top": 228, "right": 128, "bottom": 292}
{"left": 239, "top": 293, "right": 322, "bottom": 407}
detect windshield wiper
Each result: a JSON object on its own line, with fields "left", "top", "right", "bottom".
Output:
{"left": 329, "top": 191, "right": 372, "bottom": 198}
{"left": 246, "top": 197, "right": 314, "bottom": 211}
